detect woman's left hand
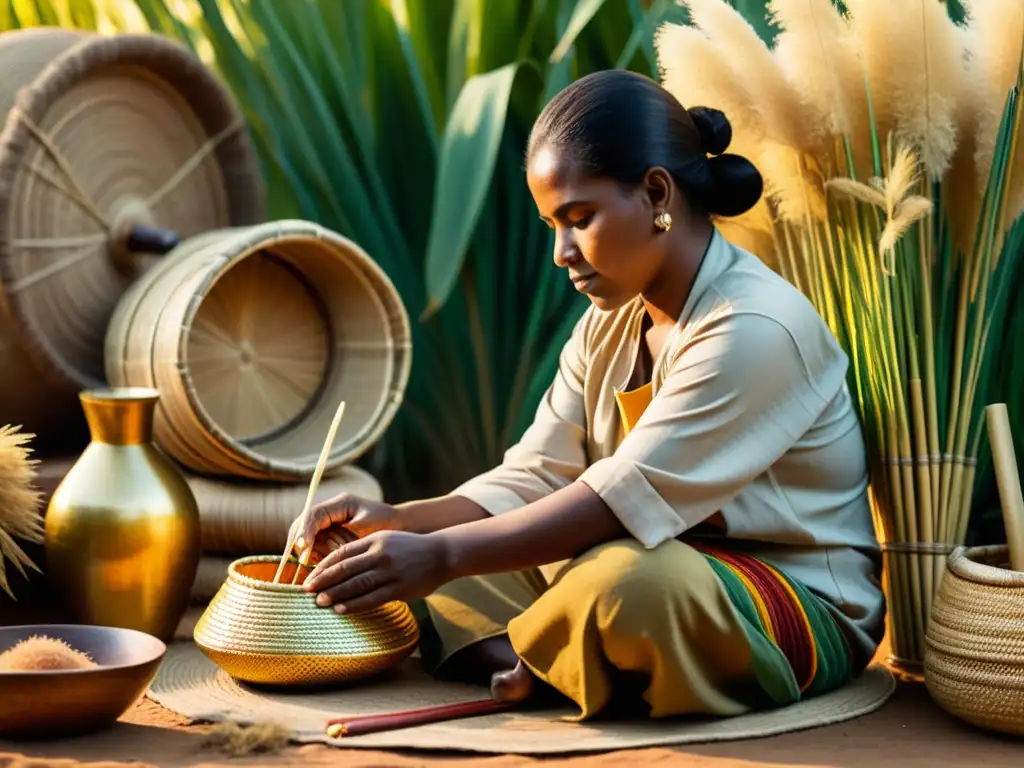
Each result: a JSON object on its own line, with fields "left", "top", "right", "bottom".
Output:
{"left": 302, "top": 530, "right": 451, "bottom": 613}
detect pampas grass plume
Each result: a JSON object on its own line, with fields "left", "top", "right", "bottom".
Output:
{"left": 844, "top": 0, "right": 967, "bottom": 180}
{"left": 682, "top": 0, "right": 824, "bottom": 155}
{"left": 963, "top": 0, "right": 1024, "bottom": 212}
{"left": 655, "top": 22, "right": 765, "bottom": 158}
{"left": 0, "top": 425, "right": 43, "bottom": 601}
{"left": 768, "top": 0, "right": 874, "bottom": 178}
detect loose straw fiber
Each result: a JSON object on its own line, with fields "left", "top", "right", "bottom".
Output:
{"left": 185, "top": 465, "right": 383, "bottom": 555}
{"left": 925, "top": 545, "right": 1024, "bottom": 736}
{"left": 105, "top": 220, "right": 412, "bottom": 481}
{"left": 0, "top": 29, "right": 264, "bottom": 449}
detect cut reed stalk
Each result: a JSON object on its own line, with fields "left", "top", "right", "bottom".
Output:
{"left": 273, "top": 399, "right": 347, "bottom": 585}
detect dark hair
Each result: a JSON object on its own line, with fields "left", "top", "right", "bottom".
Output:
{"left": 527, "top": 69, "right": 763, "bottom": 218}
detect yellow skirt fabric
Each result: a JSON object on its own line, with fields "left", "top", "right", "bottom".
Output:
{"left": 423, "top": 538, "right": 770, "bottom": 719}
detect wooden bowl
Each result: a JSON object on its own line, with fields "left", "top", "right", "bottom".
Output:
{"left": 0, "top": 624, "right": 166, "bottom": 739}
{"left": 194, "top": 555, "right": 420, "bottom": 687}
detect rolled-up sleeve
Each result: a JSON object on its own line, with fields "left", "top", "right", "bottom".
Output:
{"left": 450, "top": 310, "right": 592, "bottom": 516}
{"left": 579, "top": 311, "right": 846, "bottom": 549}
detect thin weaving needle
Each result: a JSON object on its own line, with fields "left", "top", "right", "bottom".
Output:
{"left": 272, "top": 399, "right": 347, "bottom": 584}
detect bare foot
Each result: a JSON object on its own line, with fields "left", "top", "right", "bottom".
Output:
{"left": 437, "top": 635, "right": 520, "bottom": 687}
{"left": 490, "top": 659, "right": 535, "bottom": 703}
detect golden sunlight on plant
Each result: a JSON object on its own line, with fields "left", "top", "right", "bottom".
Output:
{"left": 0, "top": 424, "right": 43, "bottom": 601}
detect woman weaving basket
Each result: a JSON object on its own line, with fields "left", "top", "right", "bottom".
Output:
{"left": 294, "top": 70, "right": 885, "bottom": 720}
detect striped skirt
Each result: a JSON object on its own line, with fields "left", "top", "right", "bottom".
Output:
{"left": 692, "top": 541, "right": 854, "bottom": 706}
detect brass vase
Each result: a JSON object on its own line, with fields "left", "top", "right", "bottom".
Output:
{"left": 44, "top": 387, "right": 201, "bottom": 643}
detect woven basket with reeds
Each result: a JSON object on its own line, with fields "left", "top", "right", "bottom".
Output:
{"left": 105, "top": 220, "right": 412, "bottom": 481}
{"left": 925, "top": 545, "right": 1024, "bottom": 735}
{"left": 0, "top": 28, "right": 264, "bottom": 452}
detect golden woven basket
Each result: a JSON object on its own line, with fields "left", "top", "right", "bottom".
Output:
{"left": 193, "top": 555, "right": 420, "bottom": 687}
{"left": 0, "top": 28, "right": 264, "bottom": 452}
{"left": 104, "top": 220, "right": 412, "bottom": 481}
{"left": 924, "top": 545, "right": 1024, "bottom": 735}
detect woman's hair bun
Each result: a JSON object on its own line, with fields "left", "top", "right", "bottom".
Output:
{"left": 705, "top": 155, "right": 764, "bottom": 217}
{"left": 687, "top": 106, "right": 732, "bottom": 156}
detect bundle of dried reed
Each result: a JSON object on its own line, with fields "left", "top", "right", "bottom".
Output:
{"left": 657, "top": 0, "right": 1024, "bottom": 674}
{"left": 0, "top": 425, "right": 43, "bottom": 600}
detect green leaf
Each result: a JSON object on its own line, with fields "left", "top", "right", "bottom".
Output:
{"left": 422, "top": 61, "right": 523, "bottom": 315}
{"left": 549, "top": 0, "right": 608, "bottom": 63}
{"left": 389, "top": 0, "right": 444, "bottom": 146}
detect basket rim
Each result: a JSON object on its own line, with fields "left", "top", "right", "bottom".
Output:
{"left": 174, "top": 220, "right": 414, "bottom": 478}
{"left": 226, "top": 554, "right": 312, "bottom": 594}
{"left": 946, "top": 544, "right": 1024, "bottom": 587}
{"left": 0, "top": 29, "right": 265, "bottom": 393}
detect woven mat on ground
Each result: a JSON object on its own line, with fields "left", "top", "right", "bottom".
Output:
{"left": 148, "top": 641, "right": 895, "bottom": 755}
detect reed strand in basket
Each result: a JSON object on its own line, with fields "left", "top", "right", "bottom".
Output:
{"left": 0, "top": 425, "right": 43, "bottom": 600}
{"left": 656, "top": 0, "right": 1024, "bottom": 669}
{"left": 274, "top": 399, "right": 347, "bottom": 585}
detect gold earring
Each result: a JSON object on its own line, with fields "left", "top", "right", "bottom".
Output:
{"left": 654, "top": 211, "right": 673, "bottom": 232}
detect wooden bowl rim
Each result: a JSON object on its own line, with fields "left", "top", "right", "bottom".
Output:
{"left": 0, "top": 624, "right": 167, "bottom": 677}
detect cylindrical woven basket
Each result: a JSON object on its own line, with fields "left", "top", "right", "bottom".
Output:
{"left": 924, "top": 545, "right": 1024, "bottom": 735}
{"left": 0, "top": 28, "right": 264, "bottom": 451}
{"left": 186, "top": 465, "right": 383, "bottom": 555}
{"left": 105, "top": 220, "right": 412, "bottom": 481}
{"left": 190, "top": 555, "right": 233, "bottom": 605}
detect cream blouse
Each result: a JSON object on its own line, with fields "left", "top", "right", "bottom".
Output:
{"left": 452, "top": 229, "right": 885, "bottom": 665}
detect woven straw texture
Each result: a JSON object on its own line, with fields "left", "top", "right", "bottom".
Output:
{"left": 190, "top": 555, "right": 233, "bottom": 604}
{"left": 185, "top": 465, "right": 382, "bottom": 555}
{"left": 193, "top": 555, "right": 419, "bottom": 687}
{"left": 925, "top": 545, "right": 1024, "bottom": 735}
{"left": 0, "top": 28, "right": 263, "bottom": 446}
{"left": 149, "top": 643, "right": 895, "bottom": 754}
{"left": 105, "top": 220, "right": 412, "bottom": 481}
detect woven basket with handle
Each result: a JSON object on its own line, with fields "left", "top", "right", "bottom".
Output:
{"left": 0, "top": 28, "right": 264, "bottom": 452}
{"left": 924, "top": 545, "right": 1024, "bottom": 735}
{"left": 105, "top": 220, "right": 412, "bottom": 481}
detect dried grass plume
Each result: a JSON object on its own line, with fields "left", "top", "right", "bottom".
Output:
{"left": 844, "top": 0, "right": 968, "bottom": 180}
{"left": 203, "top": 720, "right": 293, "bottom": 757}
{"left": 0, "top": 425, "right": 43, "bottom": 601}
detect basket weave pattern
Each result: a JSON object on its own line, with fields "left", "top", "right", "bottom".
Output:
{"left": 105, "top": 220, "right": 412, "bottom": 481}
{"left": 924, "top": 545, "right": 1024, "bottom": 735}
{"left": 0, "top": 29, "right": 263, "bottom": 443}
{"left": 194, "top": 555, "right": 420, "bottom": 687}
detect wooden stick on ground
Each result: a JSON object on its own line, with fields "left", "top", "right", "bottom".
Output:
{"left": 985, "top": 404, "right": 1024, "bottom": 571}
{"left": 272, "top": 399, "right": 347, "bottom": 584}
{"left": 325, "top": 699, "right": 514, "bottom": 739}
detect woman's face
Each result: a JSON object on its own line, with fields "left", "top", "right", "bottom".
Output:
{"left": 527, "top": 145, "right": 669, "bottom": 312}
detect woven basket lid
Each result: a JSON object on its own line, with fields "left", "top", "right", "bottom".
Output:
{"left": 0, "top": 28, "right": 264, "bottom": 400}
{"left": 185, "top": 465, "right": 384, "bottom": 555}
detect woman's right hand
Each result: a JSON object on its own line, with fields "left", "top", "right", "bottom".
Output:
{"left": 289, "top": 493, "right": 404, "bottom": 565}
